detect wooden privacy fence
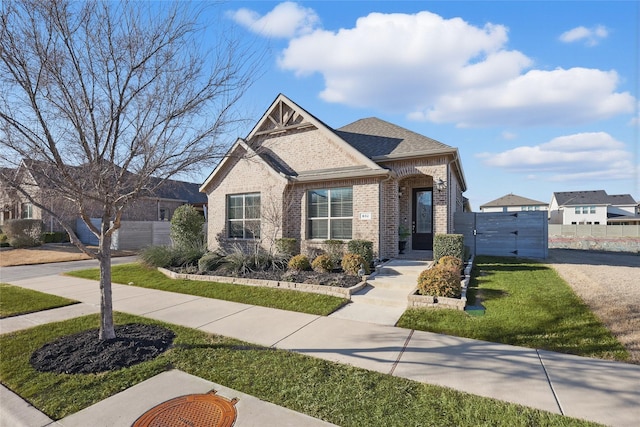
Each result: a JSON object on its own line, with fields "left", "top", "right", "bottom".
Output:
{"left": 76, "top": 219, "right": 171, "bottom": 250}
{"left": 455, "top": 211, "right": 548, "bottom": 259}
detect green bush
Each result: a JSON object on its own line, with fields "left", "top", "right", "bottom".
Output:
{"left": 0, "top": 233, "right": 8, "bottom": 244}
{"left": 341, "top": 253, "right": 366, "bottom": 276}
{"left": 417, "top": 264, "right": 461, "bottom": 298}
{"left": 311, "top": 254, "right": 334, "bottom": 273}
{"left": 198, "top": 252, "right": 224, "bottom": 273}
{"left": 347, "top": 239, "right": 373, "bottom": 271}
{"left": 222, "top": 246, "right": 272, "bottom": 274}
{"left": 3, "top": 219, "right": 43, "bottom": 248}
{"left": 275, "top": 238, "right": 297, "bottom": 258}
{"left": 323, "top": 239, "right": 344, "bottom": 265}
{"left": 288, "top": 254, "right": 310, "bottom": 271}
{"left": 433, "top": 234, "right": 464, "bottom": 263}
{"left": 42, "top": 231, "right": 69, "bottom": 243}
{"left": 437, "top": 255, "right": 463, "bottom": 273}
{"left": 139, "top": 245, "right": 175, "bottom": 268}
{"left": 170, "top": 205, "right": 205, "bottom": 250}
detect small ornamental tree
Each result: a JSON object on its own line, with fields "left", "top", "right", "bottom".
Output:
{"left": 170, "top": 205, "right": 205, "bottom": 250}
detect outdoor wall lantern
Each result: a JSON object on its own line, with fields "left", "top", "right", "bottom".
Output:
{"left": 435, "top": 178, "right": 446, "bottom": 192}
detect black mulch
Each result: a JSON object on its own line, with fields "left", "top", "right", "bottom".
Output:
{"left": 30, "top": 323, "right": 175, "bottom": 374}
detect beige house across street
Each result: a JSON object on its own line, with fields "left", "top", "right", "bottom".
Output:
{"left": 200, "top": 94, "right": 468, "bottom": 259}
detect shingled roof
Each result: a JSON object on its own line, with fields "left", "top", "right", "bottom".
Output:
{"left": 480, "top": 193, "right": 547, "bottom": 209}
{"left": 554, "top": 190, "right": 637, "bottom": 206}
{"left": 335, "top": 117, "right": 454, "bottom": 159}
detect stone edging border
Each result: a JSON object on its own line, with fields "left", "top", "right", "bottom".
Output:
{"left": 157, "top": 267, "right": 368, "bottom": 300}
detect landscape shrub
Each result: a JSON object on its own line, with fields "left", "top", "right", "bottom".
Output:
{"left": 170, "top": 205, "right": 205, "bottom": 250}
{"left": 139, "top": 245, "right": 175, "bottom": 268}
{"left": 3, "top": 219, "right": 43, "bottom": 248}
{"left": 197, "top": 252, "right": 224, "bottom": 273}
{"left": 42, "top": 231, "right": 69, "bottom": 243}
{"left": 341, "top": 253, "right": 366, "bottom": 276}
{"left": 323, "top": 239, "right": 344, "bottom": 265}
{"left": 275, "top": 238, "right": 297, "bottom": 258}
{"left": 311, "top": 254, "right": 334, "bottom": 273}
{"left": 433, "top": 234, "right": 464, "bottom": 263}
{"left": 288, "top": 254, "right": 310, "bottom": 271}
{"left": 222, "top": 246, "right": 272, "bottom": 274}
{"left": 437, "top": 255, "right": 463, "bottom": 273}
{"left": 0, "top": 232, "right": 9, "bottom": 247}
{"left": 347, "top": 240, "right": 373, "bottom": 268}
{"left": 417, "top": 264, "right": 461, "bottom": 298}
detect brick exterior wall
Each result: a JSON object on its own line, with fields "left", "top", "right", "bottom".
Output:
{"left": 255, "top": 127, "right": 362, "bottom": 172}
{"left": 204, "top": 146, "right": 287, "bottom": 252}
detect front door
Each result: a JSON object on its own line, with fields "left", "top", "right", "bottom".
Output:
{"left": 412, "top": 188, "right": 433, "bottom": 250}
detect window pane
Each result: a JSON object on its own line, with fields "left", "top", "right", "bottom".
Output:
{"left": 229, "top": 221, "right": 243, "bottom": 238}
{"left": 575, "top": 207, "right": 580, "bottom": 214}
{"left": 245, "top": 220, "right": 260, "bottom": 239}
{"left": 590, "top": 206, "right": 596, "bottom": 214}
{"left": 309, "top": 219, "right": 328, "bottom": 239}
{"left": 245, "top": 194, "right": 261, "bottom": 219}
{"left": 228, "top": 196, "right": 243, "bottom": 219}
{"left": 330, "top": 187, "right": 353, "bottom": 217}
{"left": 309, "top": 190, "right": 328, "bottom": 218}
{"left": 330, "top": 219, "right": 352, "bottom": 239}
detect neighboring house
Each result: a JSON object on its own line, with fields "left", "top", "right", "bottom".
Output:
{"left": 200, "top": 94, "right": 468, "bottom": 258}
{"left": 548, "top": 190, "right": 638, "bottom": 225}
{"left": 479, "top": 193, "right": 548, "bottom": 213}
{"left": 0, "top": 159, "right": 207, "bottom": 231}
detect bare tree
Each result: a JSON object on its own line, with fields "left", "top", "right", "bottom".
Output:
{"left": 0, "top": 0, "right": 258, "bottom": 339}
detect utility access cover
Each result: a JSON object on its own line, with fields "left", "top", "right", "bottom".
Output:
{"left": 132, "top": 391, "right": 238, "bottom": 427}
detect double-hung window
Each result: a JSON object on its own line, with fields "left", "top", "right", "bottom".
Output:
{"left": 308, "top": 187, "right": 352, "bottom": 239}
{"left": 227, "top": 193, "right": 260, "bottom": 239}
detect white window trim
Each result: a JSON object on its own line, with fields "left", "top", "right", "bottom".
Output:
{"left": 227, "top": 193, "right": 261, "bottom": 239}
{"left": 307, "top": 187, "right": 353, "bottom": 240}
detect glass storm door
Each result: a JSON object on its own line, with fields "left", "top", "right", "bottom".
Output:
{"left": 412, "top": 188, "right": 433, "bottom": 250}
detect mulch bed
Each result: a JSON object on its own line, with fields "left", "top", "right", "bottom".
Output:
{"left": 30, "top": 324, "right": 175, "bottom": 374}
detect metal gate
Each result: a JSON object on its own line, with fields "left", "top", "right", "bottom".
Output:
{"left": 454, "top": 211, "right": 548, "bottom": 259}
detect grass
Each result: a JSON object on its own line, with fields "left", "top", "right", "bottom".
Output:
{"left": 0, "top": 313, "right": 601, "bottom": 426}
{"left": 66, "top": 263, "right": 347, "bottom": 316}
{"left": 0, "top": 283, "right": 77, "bottom": 318}
{"left": 397, "top": 256, "right": 629, "bottom": 361}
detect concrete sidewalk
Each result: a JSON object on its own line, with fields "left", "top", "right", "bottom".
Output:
{"left": 2, "top": 273, "right": 640, "bottom": 427}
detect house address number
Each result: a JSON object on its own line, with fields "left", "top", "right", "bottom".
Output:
{"left": 359, "top": 212, "right": 372, "bottom": 220}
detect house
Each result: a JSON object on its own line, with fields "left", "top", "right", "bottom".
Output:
{"left": 479, "top": 193, "right": 548, "bottom": 213}
{"left": 200, "top": 94, "right": 467, "bottom": 259}
{"left": 0, "top": 159, "right": 207, "bottom": 231}
{"left": 548, "top": 190, "right": 638, "bottom": 225}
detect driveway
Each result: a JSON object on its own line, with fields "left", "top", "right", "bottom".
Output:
{"left": 546, "top": 249, "right": 640, "bottom": 364}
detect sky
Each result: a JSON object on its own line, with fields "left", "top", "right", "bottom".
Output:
{"left": 207, "top": 0, "right": 639, "bottom": 210}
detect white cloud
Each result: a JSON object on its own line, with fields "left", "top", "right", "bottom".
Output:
{"left": 228, "top": 2, "right": 319, "bottom": 38}
{"left": 477, "top": 132, "right": 635, "bottom": 181}
{"left": 502, "top": 131, "right": 518, "bottom": 140}
{"left": 559, "top": 25, "right": 608, "bottom": 46}
{"left": 422, "top": 68, "right": 634, "bottom": 127}
{"left": 234, "top": 5, "right": 634, "bottom": 127}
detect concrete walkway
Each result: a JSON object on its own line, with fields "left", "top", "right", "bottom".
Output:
{"left": 330, "top": 259, "right": 430, "bottom": 325}
{"left": 1, "top": 266, "right": 639, "bottom": 426}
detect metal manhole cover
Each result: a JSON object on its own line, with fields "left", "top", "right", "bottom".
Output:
{"left": 132, "top": 390, "right": 238, "bottom": 427}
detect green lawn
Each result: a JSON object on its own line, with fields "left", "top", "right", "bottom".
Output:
{"left": 0, "top": 283, "right": 77, "bottom": 318}
{"left": 66, "top": 264, "right": 347, "bottom": 316}
{"left": 397, "top": 256, "right": 629, "bottom": 361}
{"left": 0, "top": 313, "right": 601, "bottom": 426}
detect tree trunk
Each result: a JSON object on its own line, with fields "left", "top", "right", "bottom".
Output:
{"left": 98, "top": 222, "right": 116, "bottom": 340}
